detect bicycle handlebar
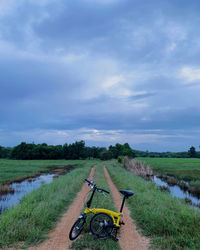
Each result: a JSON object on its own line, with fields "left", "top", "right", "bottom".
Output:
{"left": 98, "top": 187, "right": 110, "bottom": 194}
{"left": 85, "top": 179, "right": 110, "bottom": 194}
{"left": 85, "top": 179, "right": 94, "bottom": 186}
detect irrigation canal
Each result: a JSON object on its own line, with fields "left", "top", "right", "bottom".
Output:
{"left": 0, "top": 165, "right": 74, "bottom": 215}
{"left": 1, "top": 169, "right": 199, "bottom": 215}
{"left": 153, "top": 176, "right": 200, "bottom": 208}
{"left": 0, "top": 173, "right": 56, "bottom": 215}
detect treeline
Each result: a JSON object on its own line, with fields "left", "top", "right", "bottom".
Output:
{"left": 0, "top": 141, "right": 135, "bottom": 160}
{"left": 134, "top": 146, "right": 200, "bottom": 158}
{"left": 0, "top": 143, "right": 199, "bottom": 160}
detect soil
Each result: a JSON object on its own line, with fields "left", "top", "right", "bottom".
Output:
{"left": 28, "top": 165, "right": 149, "bottom": 250}
{"left": 104, "top": 166, "right": 149, "bottom": 250}
{"left": 28, "top": 167, "right": 95, "bottom": 250}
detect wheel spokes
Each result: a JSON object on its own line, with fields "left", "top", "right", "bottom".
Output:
{"left": 90, "top": 213, "right": 113, "bottom": 238}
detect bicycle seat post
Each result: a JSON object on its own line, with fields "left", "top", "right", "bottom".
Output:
{"left": 119, "top": 190, "right": 134, "bottom": 212}
{"left": 120, "top": 196, "right": 126, "bottom": 213}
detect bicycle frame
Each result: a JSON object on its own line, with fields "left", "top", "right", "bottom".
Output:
{"left": 69, "top": 179, "right": 133, "bottom": 241}
{"left": 83, "top": 184, "right": 122, "bottom": 228}
{"left": 84, "top": 207, "right": 121, "bottom": 227}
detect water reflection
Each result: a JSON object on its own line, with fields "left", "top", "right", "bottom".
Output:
{"left": 153, "top": 176, "right": 200, "bottom": 207}
{"left": 0, "top": 173, "right": 55, "bottom": 215}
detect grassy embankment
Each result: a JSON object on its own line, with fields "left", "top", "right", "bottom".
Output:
{"left": 0, "top": 160, "right": 97, "bottom": 248}
{"left": 107, "top": 160, "right": 200, "bottom": 249}
{"left": 138, "top": 157, "right": 200, "bottom": 181}
{"left": 0, "top": 159, "right": 94, "bottom": 184}
{"left": 139, "top": 157, "right": 200, "bottom": 192}
{"left": 71, "top": 162, "right": 120, "bottom": 250}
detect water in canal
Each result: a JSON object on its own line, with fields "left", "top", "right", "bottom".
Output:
{"left": 153, "top": 176, "right": 200, "bottom": 207}
{"left": 0, "top": 173, "right": 55, "bottom": 215}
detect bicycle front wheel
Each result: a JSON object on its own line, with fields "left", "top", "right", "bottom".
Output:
{"left": 90, "top": 213, "right": 113, "bottom": 239}
{"left": 69, "top": 216, "right": 86, "bottom": 240}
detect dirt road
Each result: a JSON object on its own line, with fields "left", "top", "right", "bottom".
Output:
{"left": 104, "top": 166, "right": 149, "bottom": 250}
{"left": 29, "top": 167, "right": 95, "bottom": 250}
{"left": 29, "top": 166, "right": 149, "bottom": 250}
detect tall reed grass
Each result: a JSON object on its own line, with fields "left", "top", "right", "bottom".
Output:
{"left": 122, "top": 156, "right": 153, "bottom": 177}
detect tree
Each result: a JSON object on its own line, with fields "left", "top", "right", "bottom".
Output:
{"left": 99, "top": 150, "right": 113, "bottom": 160}
{"left": 66, "top": 141, "right": 86, "bottom": 159}
{"left": 121, "top": 143, "right": 135, "bottom": 158}
{"left": 115, "top": 143, "right": 123, "bottom": 157}
{"left": 108, "top": 145, "right": 118, "bottom": 158}
{"left": 188, "top": 146, "right": 196, "bottom": 158}
{"left": 0, "top": 146, "right": 11, "bottom": 158}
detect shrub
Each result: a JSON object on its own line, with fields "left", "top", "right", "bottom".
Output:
{"left": 117, "top": 155, "right": 123, "bottom": 163}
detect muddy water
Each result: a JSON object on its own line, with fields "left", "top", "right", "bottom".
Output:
{"left": 153, "top": 176, "right": 200, "bottom": 207}
{"left": 0, "top": 173, "right": 55, "bottom": 215}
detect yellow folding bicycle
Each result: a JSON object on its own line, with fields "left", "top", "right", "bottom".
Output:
{"left": 69, "top": 179, "right": 134, "bottom": 241}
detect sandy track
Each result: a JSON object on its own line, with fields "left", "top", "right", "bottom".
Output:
{"left": 104, "top": 166, "right": 149, "bottom": 250}
{"left": 29, "top": 167, "right": 95, "bottom": 250}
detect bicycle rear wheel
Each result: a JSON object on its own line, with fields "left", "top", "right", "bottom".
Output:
{"left": 90, "top": 213, "right": 113, "bottom": 239}
{"left": 69, "top": 216, "right": 86, "bottom": 240}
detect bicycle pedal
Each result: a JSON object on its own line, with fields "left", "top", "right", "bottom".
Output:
{"left": 119, "top": 220, "right": 125, "bottom": 225}
{"left": 111, "top": 235, "right": 119, "bottom": 242}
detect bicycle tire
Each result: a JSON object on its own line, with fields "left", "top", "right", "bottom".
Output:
{"left": 90, "top": 213, "right": 114, "bottom": 239}
{"left": 69, "top": 217, "right": 86, "bottom": 240}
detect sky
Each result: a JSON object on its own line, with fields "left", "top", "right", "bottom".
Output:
{"left": 0, "top": 0, "right": 200, "bottom": 152}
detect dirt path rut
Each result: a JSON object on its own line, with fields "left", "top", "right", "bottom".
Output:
{"left": 29, "top": 167, "right": 95, "bottom": 250}
{"left": 104, "top": 166, "right": 149, "bottom": 250}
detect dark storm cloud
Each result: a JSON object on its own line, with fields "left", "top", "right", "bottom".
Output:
{"left": 26, "top": 0, "right": 200, "bottom": 65}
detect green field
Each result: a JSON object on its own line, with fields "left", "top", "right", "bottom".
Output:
{"left": 0, "top": 159, "right": 200, "bottom": 249}
{"left": 138, "top": 157, "right": 200, "bottom": 181}
{"left": 0, "top": 159, "right": 98, "bottom": 184}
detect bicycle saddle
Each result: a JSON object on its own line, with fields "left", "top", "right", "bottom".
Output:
{"left": 120, "top": 190, "right": 134, "bottom": 198}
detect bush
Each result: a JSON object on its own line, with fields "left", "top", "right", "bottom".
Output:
{"left": 99, "top": 150, "right": 113, "bottom": 160}
{"left": 117, "top": 155, "right": 123, "bottom": 163}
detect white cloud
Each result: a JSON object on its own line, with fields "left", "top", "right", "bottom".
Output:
{"left": 166, "top": 42, "right": 177, "bottom": 52}
{"left": 0, "top": 0, "right": 17, "bottom": 16}
{"left": 0, "top": 128, "right": 174, "bottom": 146}
{"left": 102, "top": 75, "right": 124, "bottom": 89}
{"left": 0, "top": 0, "right": 55, "bottom": 17}
{"left": 101, "top": 75, "right": 133, "bottom": 98}
{"left": 83, "top": 0, "right": 121, "bottom": 5}
{"left": 179, "top": 66, "right": 200, "bottom": 83}
{"left": 164, "top": 22, "right": 187, "bottom": 42}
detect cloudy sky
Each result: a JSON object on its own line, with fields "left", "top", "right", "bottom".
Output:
{"left": 0, "top": 0, "right": 200, "bottom": 151}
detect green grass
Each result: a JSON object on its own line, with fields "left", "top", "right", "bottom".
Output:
{"left": 190, "top": 180, "right": 200, "bottom": 186}
{"left": 71, "top": 163, "right": 120, "bottom": 250}
{"left": 0, "top": 159, "right": 98, "bottom": 184}
{"left": 1, "top": 158, "right": 200, "bottom": 249}
{"left": 0, "top": 160, "right": 96, "bottom": 248}
{"left": 138, "top": 157, "right": 200, "bottom": 182}
{"left": 107, "top": 160, "right": 200, "bottom": 250}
